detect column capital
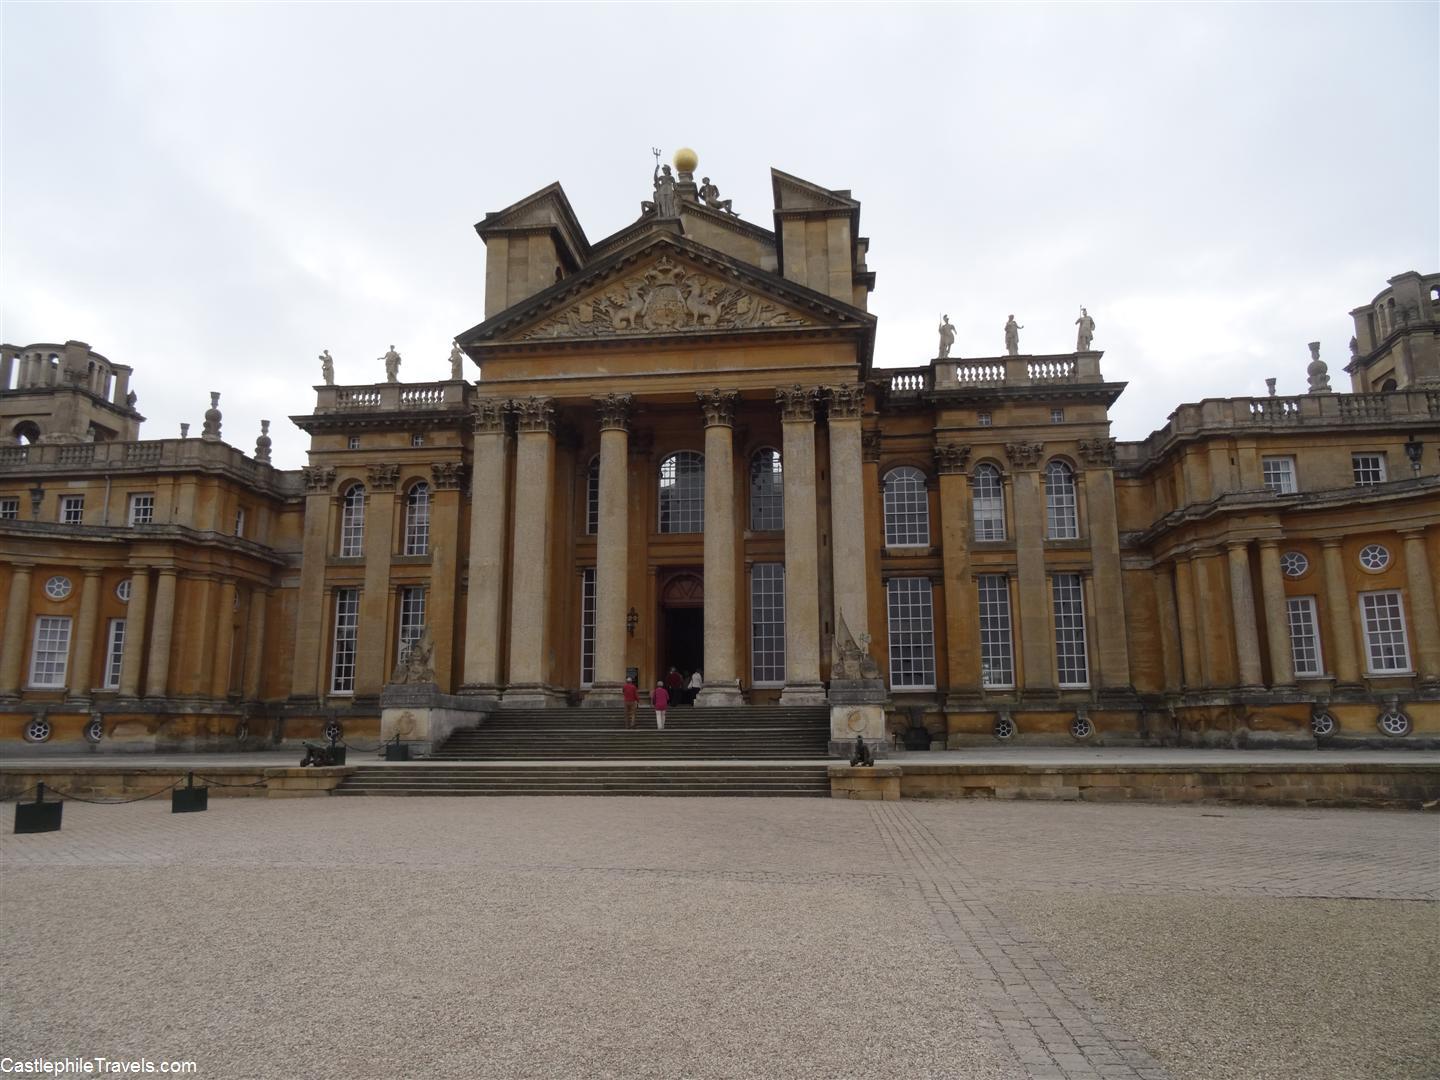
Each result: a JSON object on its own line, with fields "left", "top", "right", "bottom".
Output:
{"left": 933, "top": 442, "right": 972, "bottom": 475}
{"left": 1256, "top": 538, "right": 1282, "bottom": 551}
{"left": 80, "top": 567, "right": 103, "bottom": 580}
{"left": 1004, "top": 441, "right": 1045, "bottom": 470}
{"left": 1077, "top": 437, "right": 1117, "bottom": 468}
{"left": 367, "top": 463, "right": 399, "bottom": 490}
{"left": 826, "top": 383, "right": 865, "bottom": 420}
{"left": 511, "top": 396, "right": 555, "bottom": 434}
{"left": 594, "top": 392, "right": 634, "bottom": 432}
{"left": 775, "top": 385, "right": 818, "bottom": 422}
{"left": 1397, "top": 527, "right": 1428, "bottom": 541}
{"left": 156, "top": 566, "right": 179, "bottom": 579}
{"left": 1226, "top": 539, "right": 1252, "bottom": 554}
{"left": 472, "top": 398, "right": 509, "bottom": 434}
{"left": 301, "top": 465, "right": 336, "bottom": 494}
{"left": 431, "top": 461, "right": 469, "bottom": 491}
{"left": 696, "top": 388, "right": 739, "bottom": 428}
{"left": 1320, "top": 537, "right": 1346, "bottom": 550}
{"left": 861, "top": 429, "right": 882, "bottom": 463}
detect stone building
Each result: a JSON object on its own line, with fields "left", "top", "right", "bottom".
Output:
{"left": 2, "top": 154, "right": 1438, "bottom": 753}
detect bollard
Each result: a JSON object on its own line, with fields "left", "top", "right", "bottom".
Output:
{"left": 384, "top": 735, "right": 409, "bottom": 762}
{"left": 327, "top": 734, "right": 347, "bottom": 767}
{"left": 171, "top": 771, "right": 208, "bottom": 814}
{"left": 15, "top": 782, "right": 63, "bottom": 834}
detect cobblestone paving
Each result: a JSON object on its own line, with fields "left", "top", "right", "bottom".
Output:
{"left": 1, "top": 798, "right": 1435, "bottom": 1080}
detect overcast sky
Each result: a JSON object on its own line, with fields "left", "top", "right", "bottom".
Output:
{"left": 4, "top": 3, "right": 1436, "bottom": 469}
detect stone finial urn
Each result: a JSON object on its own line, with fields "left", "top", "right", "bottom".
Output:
{"left": 1306, "top": 341, "right": 1331, "bottom": 393}
{"left": 202, "top": 391, "right": 223, "bottom": 440}
{"left": 255, "top": 419, "right": 272, "bottom": 463}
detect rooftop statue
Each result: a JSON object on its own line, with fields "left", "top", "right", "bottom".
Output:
{"left": 381, "top": 345, "right": 401, "bottom": 383}
{"left": 937, "top": 314, "right": 956, "bottom": 359}
{"left": 449, "top": 342, "right": 464, "bottom": 381}
{"left": 648, "top": 148, "right": 679, "bottom": 218}
{"left": 698, "top": 176, "right": 737, "bottom": 216}
{"left": 1005, "top": 315, "right": 1024, "bottom": 357}
{"left": 319, "top": 349, "right": 334, "bottom": 386}
{"left": 1076, "top": 307, "right": 1096, "bottom": 351}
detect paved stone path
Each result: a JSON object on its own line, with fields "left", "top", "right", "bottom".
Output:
{"left": 1, "top": 798, "right": 1435, "bottom": 1079}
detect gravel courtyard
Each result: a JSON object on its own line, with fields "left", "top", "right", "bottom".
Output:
{"left": 2, "top": 797, "right": 1436, "bottom": 1080}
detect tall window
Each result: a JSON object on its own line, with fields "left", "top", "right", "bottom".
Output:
{"left": 1262, "top": 456, "right": 1297, "bottom": 495}
{"left": 658, "top": 451, "right": 705, "bottom": 533}
{"left": 883, "top": 467, "right": 929, "bottom": 547}
{"left": 749, "top": 448, "right": 784, "bottom": 531}
{"left": 339, "top": 484, "right": 365, "bottom": 557}
{"left": 404, "top": 482, "right": 430, "bottom": 556}
{"left": 1051, "top": 573, "right": 1089, "bottom": 687}
{"left": 1352, "top": 453, "right": 1386, "bottom": 486}
{"left": 234, "top": 507, "right": 246, "bottom": 537}
{"left": 971, "top": 464, "right": 1006, "bottom": 541}
{"left": 398, "top": 586, "right": 427, "bottom": 655}
{"left": 127, "top": 493, "right": 155, "bottom": 525}
{"left": 0, "top": 497, "right": 17, "bottom": 519}
{"left": 1360, "top": 591, "right": 1410, "bottom": 673}
{"left": 1286, "top": 597, "right": 1323, "bottom": 676}
{"left": 978, "top": 574, "right": 1014, "bottom": 688}
{"left": 29, "top": 616, "right": 72, "bottom": 688}
{"left": 1045, "top": 460, "right": 1079, "bottom": 539}
{"left": 104, "top": 618, "right": 126, "bottom": 689}
{"left": 330, "top": 588, "right": 359, "bottom": 693}
{"left": 886, "top": 577, "right": 936, "bottom": 688}
{"left": 60, "top": 495, "right": 84, "bottom": 525}
{"left": 750, "top": 563, "right": 785, "bottom": 684}
{"left": 585, "top": 456, "right": 600, "bottom": 535}
{"left": 580, "top": 569, "right": 596, "bottom": 687}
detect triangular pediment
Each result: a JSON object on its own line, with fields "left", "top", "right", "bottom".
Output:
{"left": 461, "top": 235, "right": 872, "bottom": 347}
{"left": 770, "top": 169, "right": 859, "bottom": 213}
{"left": 475, "top": 182, "right": 590, "bottom": 266}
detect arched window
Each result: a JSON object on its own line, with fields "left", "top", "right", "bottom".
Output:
{"left": 1380, "top": 378, "right": 1398, "bottom": 392}
{"left": 585, "top": 456, "right": 600, "bottom": 535}
{"left": 1045, "top": 461, "right": 1078, "bottom": 539}
{"left": 749, "top": 448, "right": 783, "bottom": 531}
{"left": 13, "top": 421, "right": 40, "bottom": 445}
{"left": 883, "top": 466, "right": 929, "bottom": 546}
{"left": 339, "top": 483, "right": 366, "bottom": 557}
{"left": 404, "top": 482, "right": 430, "bottom": 556}
{"left": 659, "top": 451, "right": 705, "bottom": 533}
{"left": 972, "top": 464, "right": 1006, "bottom": 541}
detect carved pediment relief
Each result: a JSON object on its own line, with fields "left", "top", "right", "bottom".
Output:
{"left": 515, "top": 255, "right": 817, "bottom": 342}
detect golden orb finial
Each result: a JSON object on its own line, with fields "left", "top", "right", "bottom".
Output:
{"left": 674, "top": 147, "right": 699, "bottom": 174}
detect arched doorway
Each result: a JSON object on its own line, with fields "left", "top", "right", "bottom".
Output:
{"left": 659, "top": 571, "right": 704, "bottom": 690}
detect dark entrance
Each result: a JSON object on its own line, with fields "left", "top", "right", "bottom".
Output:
{"left": 659, "top": 572, "right": 704, "bottom": 689}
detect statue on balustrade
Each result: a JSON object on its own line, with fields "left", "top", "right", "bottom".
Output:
{"left": 319, "top": 349, "right": 335, "bottom": 386}
{"left": 937, "top": 315, "right": 956, "bottom": 359}
{"left": 1004, "top": 315, "right": 1024, "bottom": 357}
{"left": 1075, "top": 307, "right": 1096, "bottom": 352}
{"left": 698, "top": 177, "right": 737, "bottom": 216}
{"left": 449, "top": 342, "right": 465, "bottom": 381}
{"left": 381, "top": 345, "right": 402, "bottom": 383}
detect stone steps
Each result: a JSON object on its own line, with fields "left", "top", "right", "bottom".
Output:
{"left": 334, "top": 764, "right": 831, "bottom": 798}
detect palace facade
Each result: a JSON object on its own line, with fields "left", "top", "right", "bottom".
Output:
{"left": 2, "top": 156, "right": 1438, "bottom": 753}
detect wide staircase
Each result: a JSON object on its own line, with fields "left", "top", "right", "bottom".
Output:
{"left": 333, "top": 705, "right": 833, "bottom": 797}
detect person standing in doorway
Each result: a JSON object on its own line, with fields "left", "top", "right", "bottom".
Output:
{"left": 622, "top": 677, "right": 639, "bottom": 729}
{"left": 666, "top": 666, "right": 684, "bottom": 702}
{"left": 687, "top": 669, "right": 703, "bottom": 705}
{"left": 653, "top": 681, "right": 670, "bottom": 730}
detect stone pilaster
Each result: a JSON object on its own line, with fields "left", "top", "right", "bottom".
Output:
{"left": 462, "top": 400, "right": 511, "bottom": 701}
{"left": 243, "top": 587, "right": 268, "bottom": 700}
{"left": 67, "top": 569, "right": 103, "bottom": 700}
{"left": 1320, "top": 540, "right": 1360, "bottom": 684}
{"left": 117, "top": 569, "right": 149, "bottom": 698}
{"left": 1400, "top": 529, "right": 1440, "bottom": 682}
{"left": 1227, "top": 542, "right": 1264, "bottom": 688}
{"left": 935, "top": 444, "right": 979, "bottom": 700}
{"left": 1257, "top": 540, "right": 1294, "bottom": 687}
{"left": 212, "top": 578, "right": 239, "bottom": 698}
{"left": 695, "top": 389, "right": 743, "bottom": 707}
{"left": 1151, "top": 566, "right": 1182, "bottom": 692}
{"left": 587, "top": 393, "right": 633, "bottom": 705}
{"left": 182, "top": 575, "right": 217, "bottom": 697}
{"left": 503, "top": 396, "right": 563, "bottom": 707}
{"left": 356, "top": 464, "right": 399, "bottom": 696}
{"left": 1079, "top": 446, "right": 1130, "bottom": 689}
{"left": 428, "top": 462, "right": 467, "bottom": 692}
{"left": 1172, "top": 556, "right": 1203, "bottom": 689}
{"left": 827, "top": 383, "right": 870, "bottom": 648}
{"left": 144, "top": 568, "right": 178, "bottom": 698}
{"left": 1006, "top": 442, "right": 1052, "bottom": 692}
{"left": 777, "top": 386, "right": 825, "bottom": 705}
{"left": 291, "top": 466, "right": 335, "bottom": 699}
{"left": 0, "top": 563, "right": 35, "bottom": 696}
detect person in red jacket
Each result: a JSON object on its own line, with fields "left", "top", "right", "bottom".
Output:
{"left": 652, "top": 681, "right": 670, "bottom": 730}
{"left": 622, "top": 677, "right": 639, "bottom": 729}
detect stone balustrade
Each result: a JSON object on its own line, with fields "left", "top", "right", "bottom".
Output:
{"left": 0, "top": 436, "right": 292, "bottom": 491}
{"left": 314, "top": 381, "right": 467, "bottom": 414}
{"left": 881, "top": 352, "right": 1106, "bottom": 398}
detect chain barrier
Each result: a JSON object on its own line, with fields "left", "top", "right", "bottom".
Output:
{"left": 192, "top": 773, "right": 270, "bottom": 789}
{"left": 0, "top": 783, "right": 42, "bottom": 804}
{"left": 36, "top": 778, "right": 184, "bottom": 805}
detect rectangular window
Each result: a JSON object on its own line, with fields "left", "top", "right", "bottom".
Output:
{"left": 886, "top": 577, "right": 936, "bottom": 689}
{"left": 978, "top": 574, "right": 1014, "bottom": 688}
{"left": 60, "top": 495, "right": 84, "bottom": 525}
{"left": 410, "top": 433, "right": 424, "bottom": 448}
{"left": 234, "top": 508, "right": 246, "bottom": 537}
{"left": 347, "top": 436, "right": 360, "bottom": 450}
{"left": 1261, "top": 456, "right": 1297, "bottom": 495}
{"left": 398, "top": 586, "right": 427, "bottom": 657}
{"left": 29, "top": 616, "right": 72, "bottom": 688}
{"left": 977, "top": 411, "right": 992, "bottom": 427}
{"left": 1286, "top": 596, "right": 1323, "bottom": 676}
{"left": 104, "top": 618, "right": 126, "bottom": 689}
{"left": 127, "top": 493, "right": 155, "bottom": 525}
{"left": 579, "top": 569, "right": 596, "bottom": 687}
{"left": 330, "top": 588, "right": 359, "bottom": 693}
{"left": 1360, "top": 591, "right": 1411, "bottom": 673}
{"left": 1050, "top": 408, "right": 1064, "bottom": 424}
{"left": 750, "top": 563, "right": 786, "bottom": 685}
{"left": 1051, "top": 573, "right": 1089, "bottom": 687}
{"left": 1352, "top": 453, "right": 1386, "bottom": 486}
{"left": 0, "top": 497, "right": 17, "bottom": 520}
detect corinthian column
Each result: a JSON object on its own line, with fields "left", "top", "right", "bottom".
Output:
{"left": 503, "top": 397, "right": 560, "bottom": 707}
{"left": 695, "top": 389, "right": 743, "bottom": 706}
{"left": 827, "top": 383, "right": 870, "bottom": 646}
{"left": 1257, "top": 540, "right": 1294, "bottom": 686}
{"left": 777, "top": 386, "right": 825, "bottom": 705}
{"left": 1227, "top": 541, "right": 1264, "bottom": 688}
{"left": 586, "top": 393, "right": 632, "bottom": 706}
{"left": 461, "top": 400, "right": 511, "bottom": 702}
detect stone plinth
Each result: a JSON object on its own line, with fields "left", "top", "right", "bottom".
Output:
{"left": 379, "top": 682, "right": 491, "bottom": 757}
{"left": 829, "top": 763, "right": 901, "bottom": 800}
{"left": 828, "top": 678, "right": 890, "bottom": 757}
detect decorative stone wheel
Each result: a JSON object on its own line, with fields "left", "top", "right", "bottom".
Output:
{"left": 1310, "top": 711, "right": 1337, "bottom": 739}
{"left": 85, "top": 717, "right": 105, "bottom": 743}
{"left": 235, "top": 721, "right": 250, "bottom": 742}
{"left": 994, "top": 715, "right": 1016, "bottom": 740}
{"left": 1070, "top": 714, "right": 1094, "bottom": 740}
{"left": 1377, "top": 709, "right": 1412, "bottom": 738}
{"left": 322, "top": 719, "right": 343, "bottom": 743}
{"left": 24, "top": 718, "right": 52, "bottom": 743}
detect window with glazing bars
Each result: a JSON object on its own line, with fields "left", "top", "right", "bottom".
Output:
{"left": 580, "top": 568, "right": 596, "bottom": 686}
{"left": 330, "top": 588, "right": 359, "bottom": 693}
{"left": 104, "top": 618, "right": 126, "bottom": 689}
{"left": 1045, "top": 461, "right": 1078, "bottom": 539}
{"left": 886, "top": 577, "right": 936, "bottom": 688}
{"left": 978, "top": 574, "right": 1014, "bottom": 688}
{"left": 60, "top": 495, "right": 84, "bottom": 525}
{"left": 749, "top": 449, "right": 784, "bottom": 531}
{"left": 1286, "top": 596, "right": 1323, "bottom": 676}
{"left": 971, "top": 464, "right": 1006, "bottom": 541}
{"left": 883, "top": 467, "right": 929, "bottom": 546}
{"left": 585, "top": 457, "right": 600, "bottom": 535}
{"left": 339, "top": 485, "right": 365, "bottom": 557}
{"left": 0, "top": 497, "right": 17, "bottom": 520}
{"left": 1360, "top": 591, "right": 1410, "bottom": 673}
{"left": 1052, "top": 573, "right": 1089, "bottom": 687}
{"left": 128, "top": 493, "right": 154, "bottom": 525}
{"left": 398, "top": 586, "right": 427, "bottom": 656}
{"left": 1352, "top": 453, "right": 1386, "bottom": 486}
{"left": 658, "top": 451, "right": 705, "bottom": 533}
{"left": 29, "top": 616, "right": 71, "bottom": 688}
{"left": 1262, "top": 456, "right": 1297, "bottom": 494}
{"left": 751, "top": 563, "right": 785, "bottom": 684}
{"left": 404, "top": 483, "right": 430, "bottom": 555}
